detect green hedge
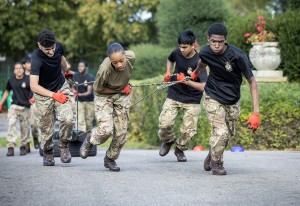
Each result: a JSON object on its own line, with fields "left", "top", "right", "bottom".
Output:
{"left": 129, "top": 44, "right": 172, "bottom": 80}
{"left": 128, "top": 78, "right": 300, "bottom": 150}
{"left": 226, "top": 10, "right": 300, "bottom": 82}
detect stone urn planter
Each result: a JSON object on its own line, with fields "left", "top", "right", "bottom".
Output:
{"left": 249, "top": 42, "right": 287, "bottom": 82}
{"left": 249, "top": 42, "right": 281, "bottom": 71}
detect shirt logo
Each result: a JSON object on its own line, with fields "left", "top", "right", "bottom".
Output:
{"left": 187, "top": 67, "right": 193, "bottom": 75}
{"left": 225, "top": 61, "right": 233, "bottom": 72}
{"left": 21, "top": 82, "right": 26, "bottom": 88}
{"left": 84, "top": 80, "right": 88, "bottom": 87}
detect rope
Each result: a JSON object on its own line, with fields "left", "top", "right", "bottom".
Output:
{"left": 65, "top": 74, "right": 191, "bottom": 137}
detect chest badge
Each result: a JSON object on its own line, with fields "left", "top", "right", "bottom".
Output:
{"left": 21, "top": 82, "right": 26, "bottom": 88}
{"left": 84, "top": 80, "right": 88, "bottom": 86}
{"left": 187, "top": 67, "right": 193, "bottom": 75}
{"left": 225, "top": 61, "right": 233, "bottom": 72}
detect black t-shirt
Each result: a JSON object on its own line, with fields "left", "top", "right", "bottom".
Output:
{"left": 167, "top": 48, "right": 207, "bottom": 104}
{"left": 6, "top": 75, "right": 32, "bottom": 108}
{"left": 199, "top": 44, "right": 253, "bottom": 105}
{"left": 30, "top": 42, "right": 65, "bottom": 92}
{"left": 73, "top": 72, "right": 95, "bottom": 102}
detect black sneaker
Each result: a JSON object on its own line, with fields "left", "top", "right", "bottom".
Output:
{"left": 159, "top": 141, "right": 174, "bottom": 156}
{"left": 104, "top": 155, "right": 120, "bottom": 172}
{"left": 79, "top": 133, "right": 93, "bottom": 159}
{"left": 59, "top": 147, "right": 72, "bottom": 163}
{"left": 20, "top": 146, "right": 27, "bottom": 156}
{"left": 33, "top": 137, "right": 40, "bottom": 149}
{"left": 43, "top": 149, "right": 55, "bottom": 166}
{"left": 210, "top": 159, "right": 226, "bottom": 175}
{"left": 25, "top": 143, "right": 31, "bottom": 153}
{"left": 174, "top": 147, "right": 187, "bottom": 162}
{"left": 204, "top": 149, "right": 212, "bottom": 171}
{"left": 7, "top": 147, "right": 14, "bottom": 156}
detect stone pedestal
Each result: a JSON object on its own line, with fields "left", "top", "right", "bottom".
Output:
{"left": 249, "top": 42, "right": 287, "bottom": 82}
{"left": 252, "top": 70, "right": 287, "bottom": 82}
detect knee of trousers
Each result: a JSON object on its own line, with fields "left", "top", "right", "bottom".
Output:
{"left": 91, "top": 132, "right": 112, "bottom": 145}
{"left": 158, "top": 126, "right": 173, "bottom": 137}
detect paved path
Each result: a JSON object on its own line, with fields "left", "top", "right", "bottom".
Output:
{"left": 0, "top": 148, "right": 299, "bottom": 206}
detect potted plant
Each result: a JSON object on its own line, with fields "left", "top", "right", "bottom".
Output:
{"left": 244, "top": 16, "right": 281, "bottom": 71}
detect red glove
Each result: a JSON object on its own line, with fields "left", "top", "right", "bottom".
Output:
{"left": 0, "top": 104, "right": 2, "bottom": 112}
{"left": 52, "top": 92, "right": 69, "bottom": 104}
{"left": 29, "top": 97, "right": 35, "bottom": 104}
{"left": 246, "top": 113, "right": 260, "bottom": 131}
{"left": 163, "top": 71, "right": 172, "bottom": 82}
{"left": 123, "top": 84, "right": 132, "bottom": 95}
{"left": 190, "top": 70, "right": 200, "bottom": 80}
{"left": 176, "top": 73, "right": 187, "bottom": 84}
{"left": 64, "top": 70, "right": 74, "bottom": 78}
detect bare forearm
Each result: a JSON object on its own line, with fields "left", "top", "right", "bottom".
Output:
{"left": 248, "top": 77, "right": 259, "bottom": 114}
{"left": 79, "top": 86, "right": 92, "bottom": 96}
{"left": 31, "top": 84, "right": 54, "bottom": 97}
{"left": 166, "top": 60, "right": 174, "bottom": 72}
{"left": 0, "top": 90, "right": 9, "bottom": 105}
{"left": 187, "top": 81, "right": 206, "bottom": 91}
{"left": 194, "top": 59, "right": 206, "bottom": 73}
{"left": 61, "top": 55, "right": 68, "bottom": 72}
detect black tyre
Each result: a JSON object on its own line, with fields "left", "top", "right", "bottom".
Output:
{"left": 39, "top": 130, "right": 97, "bottom": 157}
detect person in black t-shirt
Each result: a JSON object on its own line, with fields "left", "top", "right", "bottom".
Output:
{"left": 190, "top": 23, "right": 260, "bottom": 175}
{"left": 158, "top": 30, "right": 207, "bottom": 162}
{"left": 0, "top": 62, "right": 32, "bottom": 156}
{"left": 21, "top": 56, "right": 40, "bottom": 150}
{"left": 30, "top": 29, "right": 74, "bottom": 166}
{"left": 73, "top": 60, "right": 95, "bottom": 132}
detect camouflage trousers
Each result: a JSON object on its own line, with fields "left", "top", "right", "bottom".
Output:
{"left": 204, "top": 94, "right": 240, "bottom": 162}
{"left": 30, "top": 103, "right": 39, "bottom": 139}
{"left": 90, "top": 94, "right": 130, "bottom": 160}
{"left": 7, "top": 104, "right": 30, "bottom": 148}
{"left": 76, "top": 101, "right": 94, "bottom": 132}
{"left": 158, "top": 98, "right": 200, "bottom": 151}
{"left": 34, "top": 82, "right": 74, "bottom": 151}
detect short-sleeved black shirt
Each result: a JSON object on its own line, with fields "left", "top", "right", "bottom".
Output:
{"left": 73, "top": 72, "right": 95, "bottom": 102}
{"left": 199, "top": 44, "right": 253, "bottom": 105}
{"left": 30, "top": 42, "right": 65, "bottom": 92}
{"left": 6, "top": 75, "right": 32, "bottom": 108}
{"left": 167, "top": 48, "right": 207, "bottom": 104}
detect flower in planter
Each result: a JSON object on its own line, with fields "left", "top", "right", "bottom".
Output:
{"left": 244, "top": 16, "right": 276, "bottom": 44}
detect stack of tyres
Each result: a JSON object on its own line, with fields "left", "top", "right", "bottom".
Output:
{"left": 39, "top": 130, "right": 97, "bottom": 157}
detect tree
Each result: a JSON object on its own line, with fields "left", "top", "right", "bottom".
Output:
{"left": 156, "top": 0, "right": 233, "bottom": 48}
{"left": 0, "top": 0, "right": 159, "bottom": 63}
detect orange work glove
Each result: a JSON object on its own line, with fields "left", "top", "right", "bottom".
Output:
{"left": 246, "top": 113, "right": 260, "bottom": 131}
{"left": 163, "top": 71, "right": 172, "bottom": 82}
{"left": 0, "top": 104, "right": 2, "bottom": 112}
{"left": 190, "top": 70, "right": 200, "bottom": 80}
{"left": 64, "top": 70, "right": 74, "bottom": 78}
{"left": 176, "top": 72, "right": 187, "bottom": 84}
{"left": 52, "top": 92, "right": 69, "bottom": 104}
{"left": 29, "top": 97, "right": 35, "bottom": 104}
{"left": 123, "top": 84, "right": 132, "bottom": 95}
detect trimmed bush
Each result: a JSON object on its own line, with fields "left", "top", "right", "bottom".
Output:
{"left": 129, "top": 44, "right": 173, "bottom": 80}
{"left": 128, "top": 79, "right": 300, "bottom": 150}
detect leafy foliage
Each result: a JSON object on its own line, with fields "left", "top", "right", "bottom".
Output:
{"left": 156, "top": 0, "right": 233, "bottom": 48}
{"left": 226, "top": 10, "right": 300, "bottom": 82}
{"left": 0, "top": 0, "right": 158, "bottom": 62}
{"left": 274, "top": 10, "right": 300, "bottom": 82}
{"left": 129, "top": 44, "right": 172, "bottom": 80}
{"left": 129, "top": 81, "right": 300, "bottom": 150}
